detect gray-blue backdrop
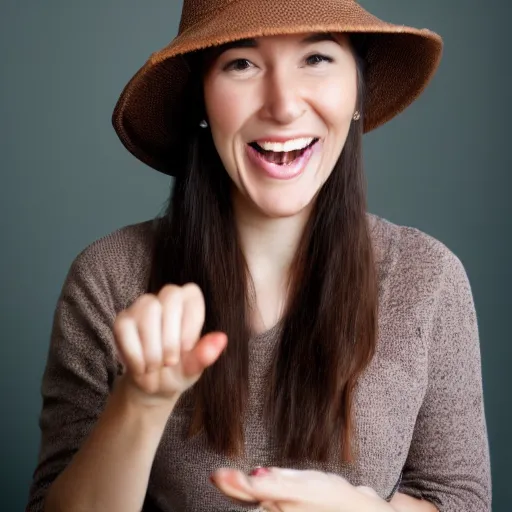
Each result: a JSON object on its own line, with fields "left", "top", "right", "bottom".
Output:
{"left": 1, "top": 1, "right": 510, "bottom": 510}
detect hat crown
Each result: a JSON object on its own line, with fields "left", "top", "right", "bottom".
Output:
{"left": 179, "top": 0, "right": 240, "bottom": 33}
{"left": 178, "top": 0, "right": 362, "bottom": 34}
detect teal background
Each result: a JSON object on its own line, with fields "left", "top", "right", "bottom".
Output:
{"left": 1, "top": 1, "right": 510, "bottom": 510}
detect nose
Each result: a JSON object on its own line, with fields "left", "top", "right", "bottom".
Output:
{"left": 260, "top": 67, "right": 306, "bottom": 125}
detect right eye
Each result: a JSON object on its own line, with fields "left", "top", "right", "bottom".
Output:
{"left": 224, "top": 59, "right": 253, "bottom": 72}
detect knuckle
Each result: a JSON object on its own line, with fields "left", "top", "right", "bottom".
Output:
{"left": 135, "top": 296, "right": 163, "bottom": 324}
{"left": 129, "top": 293, "right": 161, "bottom": 317}
{"left": 158, "top": 284, "right": 182, "bottom": 302}
{"left": 139, "top": 294, "right": 161, "bottom": 310}
{"left": 134, "top": 292, "right": 156, "bottom": 305}
{"left": 113, "top": 311, "right": 133, "bottom": 334}
{"left": 144, "top": 298, "right": 163, "bottom": 318}
{"left": 182, "top": 282, "right": 202, "bottom": 296}
{"left": 183, "top": 283, "right": 205, "bottom": 308}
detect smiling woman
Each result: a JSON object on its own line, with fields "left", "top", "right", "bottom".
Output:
{"left": 26, "top": 1, "right": 491, "bottom": 512}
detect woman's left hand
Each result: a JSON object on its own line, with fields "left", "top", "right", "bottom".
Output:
{"left": 210, "top": 467, "right": 394, "bottom": 512}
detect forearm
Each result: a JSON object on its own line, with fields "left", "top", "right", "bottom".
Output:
{"left": 44, "top": 377, "right": 177, "bottom": 512}
{"left": 391, "top": 492, "right": 438, "bottom": 512}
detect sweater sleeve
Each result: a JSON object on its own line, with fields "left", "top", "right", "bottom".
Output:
{"left": 26, "top": 246, "right": 121, "bottom": 512}
{"left": 398, "top": 250, "right": 492, "bottom": 511}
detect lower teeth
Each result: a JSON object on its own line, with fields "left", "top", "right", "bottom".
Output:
{"left": 269, "top": 149, "right": 304, "bottom": 165}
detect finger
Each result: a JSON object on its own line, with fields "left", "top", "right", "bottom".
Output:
{"left": 212, "top": 468, "right": 295, "bottom": 504}
{"left": 113, "top": 312, "right": 145, "bottom": 375}
{"left": 181, "top": 332, "right": 227, "bottom": 378}
{"left": 245, "top": 467, "right": 332, "bottom": 503}
{"left": 180, "top": 283, "right": 205, "bottom": 352}
{"left": 210, "top": 469, "right": 257, "bottom": 503}
{"left": 159, "top": 285, "right": 184, "bottom": 366}
{"left": 134, "top": 295, "right": 163, "bottom": 373}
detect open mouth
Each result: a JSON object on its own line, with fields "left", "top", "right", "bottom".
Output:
{"left": 248, "top": 138, "right": 319, "bottom": 166}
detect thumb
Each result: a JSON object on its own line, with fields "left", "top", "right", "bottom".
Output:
{"left": 181, "top": 332, "right": 227, "bottom": 378}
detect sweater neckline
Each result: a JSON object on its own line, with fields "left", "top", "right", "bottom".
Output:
{"left": 250, "top": 318, "right": 284, "bottom": 342}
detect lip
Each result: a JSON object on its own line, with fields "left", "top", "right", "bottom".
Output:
{"left": 245, "top": 139, "right": 321, "bottom": 180}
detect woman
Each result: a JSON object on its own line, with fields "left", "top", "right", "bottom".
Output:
{"left": 27, "top": 0, "right": 491, "bottom": 511}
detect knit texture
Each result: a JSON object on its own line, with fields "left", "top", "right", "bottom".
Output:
{"left": 26, "top": 213, "right": 491, "bottom": 511}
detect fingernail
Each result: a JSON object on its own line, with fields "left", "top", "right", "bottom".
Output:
{"left": 250, "top": 467, "right": 269, "bottom": 477}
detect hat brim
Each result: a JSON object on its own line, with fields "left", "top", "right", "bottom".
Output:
{"left": 113, "top": 0, "right": 443, "bottom": 175}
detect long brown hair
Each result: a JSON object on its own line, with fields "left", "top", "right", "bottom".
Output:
{"left": 147, "top": 34, "right": 378, "bottom": 463}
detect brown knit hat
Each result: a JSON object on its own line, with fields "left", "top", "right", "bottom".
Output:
{"left": 112, "top": 0, "right": 443, "bottom": 175}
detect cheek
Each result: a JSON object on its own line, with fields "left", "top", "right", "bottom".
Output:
{"left": 204, "top": 79, "right": 249, "bottom": 140}
{"left": 316, "top": 76, "right": 358, "bottom": 129}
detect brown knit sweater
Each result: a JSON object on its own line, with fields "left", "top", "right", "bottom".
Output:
{"left": 26, "top": 213, "right": 491, "bottom": 512}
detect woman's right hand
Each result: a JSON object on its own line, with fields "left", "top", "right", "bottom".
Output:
{"left": 113, "top": 283, "right": 227, "bottom": 408}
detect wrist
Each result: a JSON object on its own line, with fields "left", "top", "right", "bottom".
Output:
{"left": 113, "top": 375, "right": 180, "bottom": 422}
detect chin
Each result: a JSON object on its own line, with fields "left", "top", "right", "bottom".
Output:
{"left": 252, "top": 195, "right": 313, "bottom": 219}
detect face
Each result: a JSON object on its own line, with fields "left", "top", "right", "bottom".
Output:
{"left": 203, "top": 32, "right": 359, "bottom": 219}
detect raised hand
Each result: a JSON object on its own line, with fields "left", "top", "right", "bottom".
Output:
{"left": 113, "top": 283, "right": 227, "bottom": 408}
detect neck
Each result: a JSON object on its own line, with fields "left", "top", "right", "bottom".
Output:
{"left": 232, "top": 192, "right": 311, "bottom": 332}
{"left": 233, "top": 194, "right": 310, "bottom": 281}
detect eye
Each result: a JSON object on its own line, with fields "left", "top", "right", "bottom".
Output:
{"left": 306, "top": 54, "right": 334, "bottom": 66}
{"left": 224, "top": 58, "right": 253, "bottom": 72}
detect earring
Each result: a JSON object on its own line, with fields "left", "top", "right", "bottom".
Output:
{"left": 353, "top": 111, "right": 361, "bottom": 121}
{"left": 199, "top": 119, "right": 208, "bottom": 128}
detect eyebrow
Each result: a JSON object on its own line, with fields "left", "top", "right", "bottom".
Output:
{"left": 214, "top": 32, "right": 339, "bottom": 55}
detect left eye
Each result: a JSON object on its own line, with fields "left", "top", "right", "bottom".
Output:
{"left": 306, "top": 54, "right": 333, "bottom": 66}
{"left": 224, "top": 58, "right": 253, "bottom": 72}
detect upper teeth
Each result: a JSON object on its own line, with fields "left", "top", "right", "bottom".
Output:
{"left": 256, "top": 137, "right": 314, "bottom": 153}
